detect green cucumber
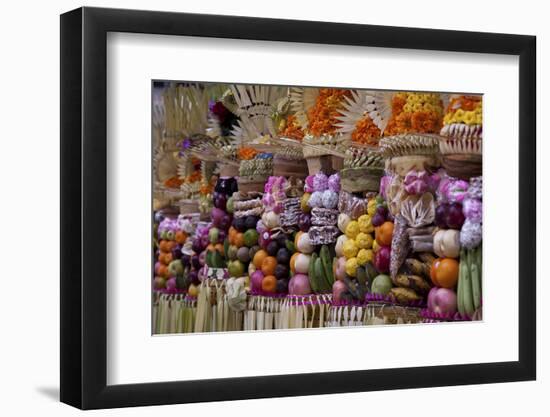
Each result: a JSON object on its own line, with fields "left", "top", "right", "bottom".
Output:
{"left": 320, "top": 245, "right": 334, "bottom": 285}
{"left": 463, "top": 249, "right": 475, "bottom": 316}
{"left": 470, "top": 249, "right": 482, "bottom": 310}
{"left": 315, "top": 258, "right": 329, "bottom": 292}
{"left": 205, "top": 250, "right": 213, "bottom": 268}
{"left": 309, "top": 252, "right": 319, "bottom": 293}
{"left": 457, "top": 249, "right": 465, "bottom": 315}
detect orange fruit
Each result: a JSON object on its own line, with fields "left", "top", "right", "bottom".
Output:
{"left": 431, "top": 258, "right": 459, "bottom": 288}
{"left": 234, "top": 232, "right": 245, "bottom": 248}
{"left": 159, "top": 240, "right": 170, "bottom": 253}
{"left": 375, "top": 221, "right": 394, "bottom": 246}
{"left": 206, "top": 243, "right": 216, "bottom": 252}
{"left": 261, "top": 275, "right": 277, "bottom": 293}
{"left": 430, "top": 258, "right": 441, "bottom": 285}
{"left": 175, "top": 231, "right": 187, "bottom": 244}
{"left": 253, "top": 249, "right": 268, "bottom": 269}
{"left": 228, "top": 227, "right": 237, "bottom": 245}
{"left": 289, "top": 252, "right": 300, "bottom": 273}
{"left": 157, "top": 264, "right": 169, "bottom": 278}
{"left": 215, "top": 243, "right": 224, "bottom": 256}
{"left": 261, "top": 256, "right": 277, "bottom": 276}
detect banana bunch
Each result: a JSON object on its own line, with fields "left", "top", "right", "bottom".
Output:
{"left": 457, "top": 246, "right": 482, "bottom": 317}
{"left": 308, "top": 245, "right": 335, "bottom": 293}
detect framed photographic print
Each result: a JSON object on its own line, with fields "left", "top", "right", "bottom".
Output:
{"left": 60, "top": 6, "right": 536, "bottom": 410}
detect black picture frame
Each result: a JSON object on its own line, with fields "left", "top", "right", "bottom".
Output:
{"left": 60, "top": 6, "right": 536, "bottom": 410}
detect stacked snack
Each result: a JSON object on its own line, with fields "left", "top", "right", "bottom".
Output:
{"left": 305, "top": 173, "right": 340, "bottom": 245}
{"left": 439, "top": 95, "right": 483, "bottom": 179}
{"left": 248, "top": 177, "right": 295, "bottom": 295}
{"left": 292, "top": 179, "right": 332, "bottom": 295}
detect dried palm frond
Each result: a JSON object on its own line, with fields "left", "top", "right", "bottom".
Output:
{"left": 230, "top": 84, "right": 286, "bottom": 143}
{"left": 336, "top": 89, "right": 392, "bottom": 137}
{"left": 289, "top": 87, "right": 319, "bottom": 130}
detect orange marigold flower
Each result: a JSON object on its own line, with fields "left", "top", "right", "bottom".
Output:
{"left": 307, "top": 88, "right": 351, "bottom": 136}
{"left": 280, "top": 114, "right": 305, "bottom": 140}
{"left": 238, "top": 147, "right": 258, "bottom": 160}
{"left": 164, "top": 176, "right": 184, "bottom": 189}
{"left": 351, "top": 115, "right": 381, "bottom": 145}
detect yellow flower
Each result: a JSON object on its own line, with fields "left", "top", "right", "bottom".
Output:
{"left": 367, "top": 199, "right": 377, "bottom": 216}
{"left": 454, "top": 109, "right": 465, "bottom": 123}
{"left": 423, "top": 103, "right": 434, "bottom": 113}
{"left": 357, "top": 249, "right": 374, "bottom": 265}
{"left": 413, "top": 102, "right": 423, "bottom": 112}
{"left": 403, "top": 104, "right": 412, "bottom": 113}
{"left": 345, "top": 257, "right": 358, "bottom": 277}
{"left": 475, "top": 114, "right": 482, "bottom": 124}
{"left": 343, "top": 239, "right": 359, "bottom": 259}
{"left": 345, "top": 221, "right": 360, "bottom": 239}
{"left": 358, "top": 215, "right": 374, "bottom": 234}
{"left": 355, "top": 232, "right": 373, "bottom": 249}
{"left": 407, "top": 94, "right": 419, "bottom": 104}
{"left": 463, "top": 112, "right": 476, "bottom": 125}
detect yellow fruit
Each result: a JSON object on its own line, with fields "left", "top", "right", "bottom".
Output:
{"left": 367, "top": 199, "right": 377, "bottom": 216}
{"left": 342, "top": 239, "right": 358, "bottom": 259}
{"left": 345, "top": 258, "right": 358, "bottom": 277}
{"left": 355, "top": 232, "right": 373, "bottom": 249}
{"left": 358, "top": 215, "right": 374, "bottom": 234}
{"left": 372, "top": 240, "right": 381, "bottom": 253}
{"left": 357, "top": 249, "right": 374, "bottom": 266}
{"left": 345, "top": 221, "right": 360, "bottom": 239}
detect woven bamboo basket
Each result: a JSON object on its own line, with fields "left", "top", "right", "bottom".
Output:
{"left": 237, "top": 176, "right": 267, "bottom": 193}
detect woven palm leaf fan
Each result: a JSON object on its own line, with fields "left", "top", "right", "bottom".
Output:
{"left": 336, "top": 89, "right": 385, "bottom": 144}
{"left": 289, "top": 87, "right": 319, "bottom": 130}
{"left": 163, "top": 83, "right": 226, "bottom": 141}
{"left": 153, "top": 147, "right": 179, "bottom": 184}
{"left": 363, "top": 90, "right": 393, "bottom": 134}
{"left": 230, "top": 84, "right": 286, "bottom": 143}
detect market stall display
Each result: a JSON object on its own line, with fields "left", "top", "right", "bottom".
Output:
{"left": 152, "top": 84, "right": 483, "bottom": 334}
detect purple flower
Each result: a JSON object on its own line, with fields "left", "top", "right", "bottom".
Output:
{"left": 463, "top": 198, "right": 482, "bottom": 223}
{"left": 379, "top": 175, "right": 391, "bottom": 199}
{"left": 328, "top": 173, "right": 341, "bottom": 193}
{"left": 403, "top": 170, "right": 429, "bottom": 195}
{"left": 312, "top": 173, "right": 328, "bottom": 192}
{"left": 446, "top": 179, "right": 470, "bottom": 203}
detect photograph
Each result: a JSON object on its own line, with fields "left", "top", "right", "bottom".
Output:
{"left": 151, "top": 82, "right": 483, "bottom": 334}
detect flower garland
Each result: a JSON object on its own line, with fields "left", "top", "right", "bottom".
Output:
{"left": 238, "top": 146, "right": 259, "bottom": 160}
{"left": 307, "top": 88, "right": 352, "bottom": 136}
{"left": 351, "top": 114, "right": 381, "bottom": 145}
{"left": 385, "top": 92, "right": 443, "bottom": 136}
{"left": 280, "top": 114, "right": 305, "bottom": 140}
{"left": 163, "top": 176, "right": 183, "bottom": 189}
{"left": 443, "top": 95, "right": 482, "bottom": 126}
